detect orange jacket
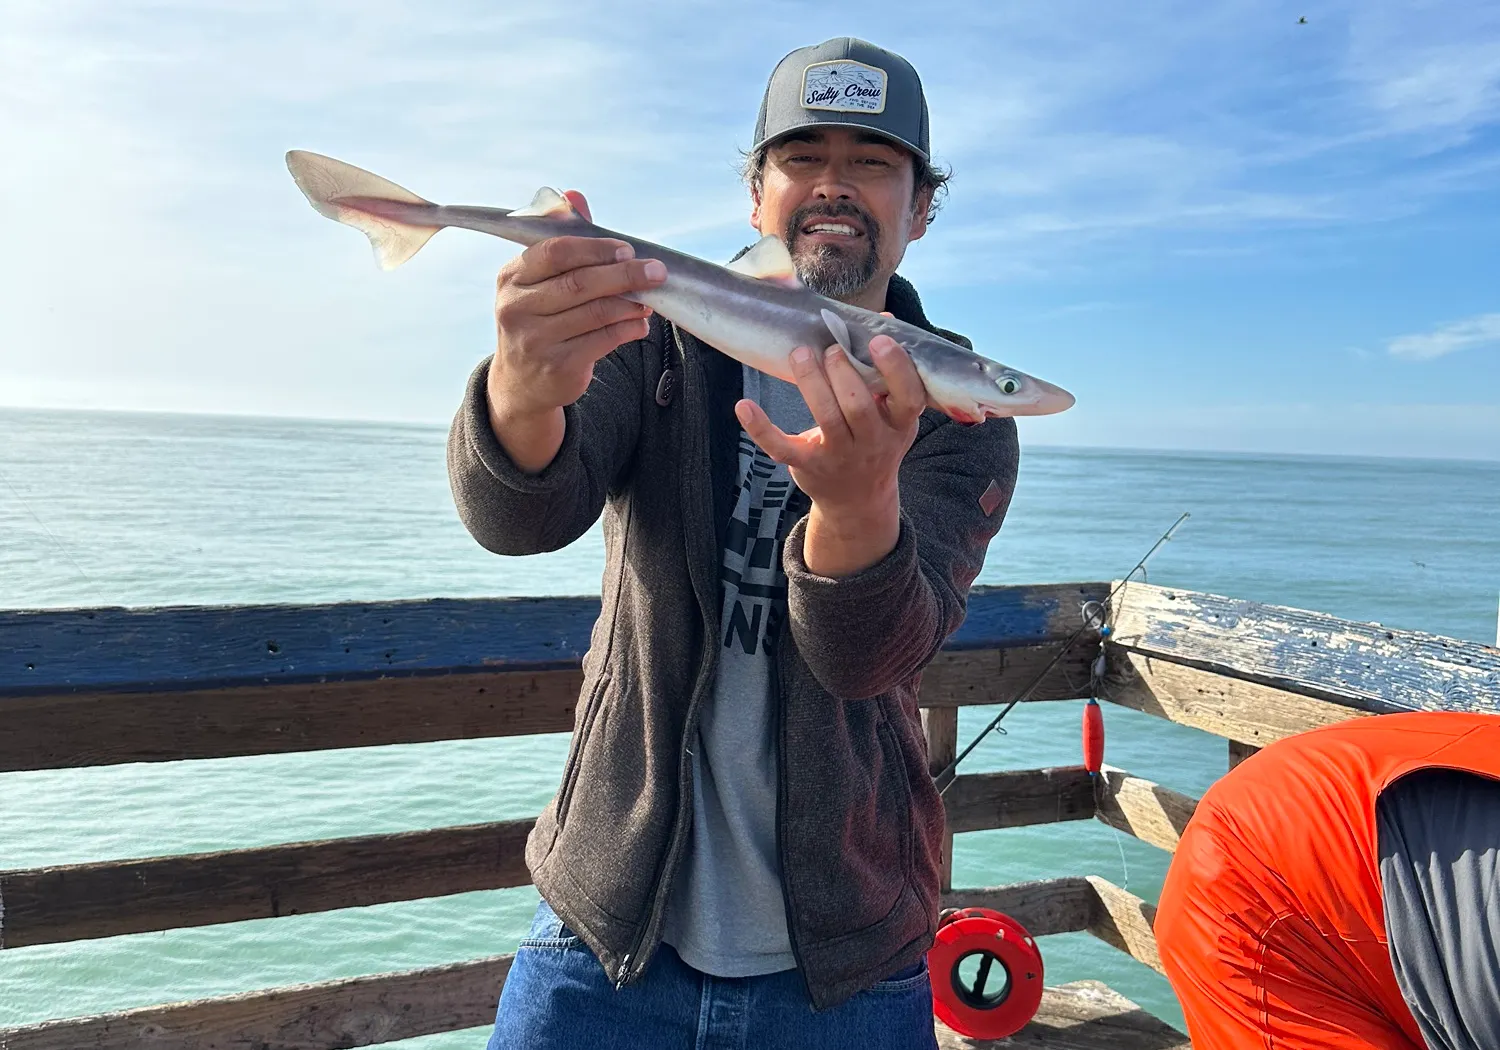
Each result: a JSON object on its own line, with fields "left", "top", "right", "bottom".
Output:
{"left": 1156, "top": 712, "right": 1500, "bottom": 1049}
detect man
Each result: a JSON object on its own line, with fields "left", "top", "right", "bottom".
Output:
{"left": 1156, "top": 711, "right": 1500, "bottom": 1050}
{"left": 448, "top": 38, "right": 1019, "bottom": 1049}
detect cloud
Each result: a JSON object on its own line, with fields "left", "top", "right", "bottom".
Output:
{"left": 1, "top": 0, "right": 1497, "bottom": 453}
{"left": 1387, "top": 314, "right": 1500, "bottom": 361}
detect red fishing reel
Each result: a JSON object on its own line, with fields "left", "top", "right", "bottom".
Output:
{"left": 929, "top": 907, "right": 1044, "bottom": 1039}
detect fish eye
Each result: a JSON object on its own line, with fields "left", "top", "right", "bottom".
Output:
{"left": 998, "top": 374, "right": 1021, "bottom": 395}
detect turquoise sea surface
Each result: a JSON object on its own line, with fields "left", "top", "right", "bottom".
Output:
{"left": 2, "top": 406, "right": 1498, "bottom": 1039}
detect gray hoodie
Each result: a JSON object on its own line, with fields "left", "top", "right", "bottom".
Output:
{"left": 446, "top": 274, "right": 1019, "bottom": 1009}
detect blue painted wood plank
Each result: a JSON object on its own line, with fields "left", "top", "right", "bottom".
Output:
{"left": 947, "top": 582, "right": 1108, "bottom": 650}
{"left": 0, "top": 596, "right": 601, "bottom": 698}
{"left": 1111, "top": 582, "right": 1500, "bottom": 715}
{"left": 0, "top": 583, "right": 1107, "bottom": 698}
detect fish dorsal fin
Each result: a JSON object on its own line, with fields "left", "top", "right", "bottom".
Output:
{"left": 727, "top": 235, "right": 801, "bottom": 287}
{"left": 512, "top": 187, "right": 582, "bottom": 221}
{"left": 820, "top": 309, "right": 852, "bottom": 354}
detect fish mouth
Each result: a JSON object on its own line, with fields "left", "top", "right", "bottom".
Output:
{"left": 1011, "top": 377, "right": 1075, "bottom": 417}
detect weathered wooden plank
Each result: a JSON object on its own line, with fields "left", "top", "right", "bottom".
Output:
{"left": 0, "top": 968, "right": 1190, "bottom": 1050}
{"left": 1227, "top": 740, "right": 1259, "bottom": 769}
{"left": 0, "top": 879, "right": 1148, "bottom": 1050}
{"left": 921, "top": 643, "right": 1096, "bottom": 706}
{"left": 1085, "top": 877, "right": 1162, "bottom": 976}
{"left": 945, "top": 766, "right": 1096, "bottom": 834}
{"left": 924, "top": 705, "right": 959, "bottom": 892}
{"left": 947, "top": 582, "right": 1110, "bottom": 651}
{"left": 0, "top": 596, "right": 602, "bottom": 697}
{"left": 0, "top": 773, "right": 1096, "bottom": 951}
{"left": 1092, "top": 768, "right": 1197, "bottom": 853}
{"left": 1111, "top": 581, "right": 1500, "bottom": 715}
{"left": 0, "top": 820, "right": 533, "bottom": 948}
{"left": 0, "top": 670, "right": 581, "bottom": 773}
{"left": 0, "top": 955, "right": 513, "bottom": 1050}
{"left": 0, "top": 643, "right": 1094, "bottom": 773}
{"left": 936, "top": 980, "right": 1190, "bottom": 1049}
{"left": 941, "top": 878, "right": 1096, "bottom": 937}
{"left": 1103, "top": 650, "right": 1370, "bottom": 747}
{"left": 1, "top": 583, "right": 1104, "bottom": 699}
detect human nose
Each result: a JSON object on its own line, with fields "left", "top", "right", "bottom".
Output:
{"left": 810, "top": 165, "right": 857, "bottom": 201}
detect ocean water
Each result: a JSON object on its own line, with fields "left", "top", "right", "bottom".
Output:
{"left": 1, "top": 405, "right": 1497, "bottom": 1041}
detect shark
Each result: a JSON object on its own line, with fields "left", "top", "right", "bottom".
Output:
{"left": 285, "top": 150, "right": 1075, "bottom": 423}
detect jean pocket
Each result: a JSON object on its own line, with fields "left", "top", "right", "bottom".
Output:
{"left": 869, "top": 956, "right": 930, "bottom": 993}
{"left": 518, "top": 898, "right": 583, "bottom": 950}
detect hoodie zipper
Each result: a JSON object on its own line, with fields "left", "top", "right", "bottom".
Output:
{"left": 773, "top": 487, "right": 814, "bottom": 994}
{"left": 612, "top": 323, "right": 719, "bottom": 990}
{"left": 774, "top": 611, "right": 812, "bottom": 995}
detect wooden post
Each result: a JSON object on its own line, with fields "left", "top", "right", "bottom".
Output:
{"left": 1228, "top": 739, "right": 1260, "bottom": 770}
{"left": 922, "top": 706, "right": 958, "bottom": 892}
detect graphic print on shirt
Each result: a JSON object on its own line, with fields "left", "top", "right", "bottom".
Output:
{"left": 720, "top": 433, "right": 795, "bottom": 657}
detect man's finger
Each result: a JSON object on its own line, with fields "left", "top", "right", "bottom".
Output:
{"left": 788, "top": 346, "right": 852, "bottom": 446}
{"left": 554, "top": 315, "right": 654, "bottom": 366}
{"left": 822, "top": 346, "right": 882, "bottom": 438}
{"left": 736, "top": 399, "right": 808, "bottom": 468}
{"left": 869, "top": 336, "right": 925, "bottom": 427}
{"left": 526, "top": 256, "right": 666, "bottom": 317}
{"left": 512, "top": 236, "right": 638, "bottom": 286}
{"left": 539, "top": 294, "right": 653, "bottom": 345}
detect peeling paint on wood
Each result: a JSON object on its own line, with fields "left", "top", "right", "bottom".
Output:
{"left": 1110, "top": 581, "right": 1500, "bottom": 716}
{"left": 0, "top": 583, "right": 1107, "bottom": 699}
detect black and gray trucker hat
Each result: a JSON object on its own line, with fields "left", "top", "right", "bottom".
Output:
{"left": 752, "top": 38, "right": 930, "bottom": 160}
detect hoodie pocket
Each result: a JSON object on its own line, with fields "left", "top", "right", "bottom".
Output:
{"left": 875, "top": 706, "right": 916, "bottom": 886}
{"left": 788, "top": 700, "right": 917, "bottom": 943}
{"left": 553, "top": 669, "right": 612, "bottom": 831}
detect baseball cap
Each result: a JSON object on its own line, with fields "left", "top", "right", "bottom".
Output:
{"left": 753, "top": 38, "right": 930, "bottom": 161}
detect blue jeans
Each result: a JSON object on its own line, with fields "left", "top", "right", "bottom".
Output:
{"left": 486, "top": 899, "right": 939, "bottom": 1050}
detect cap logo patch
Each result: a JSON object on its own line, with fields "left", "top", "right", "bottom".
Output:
{"left": 801, "top": 59, "right": 887, "bottom": 114}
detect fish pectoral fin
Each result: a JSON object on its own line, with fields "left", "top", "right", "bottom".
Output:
{"left": 511, "top": 187, "right": 583, "bottom": 222}
{"left": 727, "top": 235, "right": 802, "bottom": 287}
{"left": 820, "top": 309, "right": 853, "bottom": 354}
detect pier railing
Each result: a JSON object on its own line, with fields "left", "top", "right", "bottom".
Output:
{"left": 2, "top": 580, "right": 1496, "bottom": 1049}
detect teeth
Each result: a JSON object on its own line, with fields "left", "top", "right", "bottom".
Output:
{"left": 807, "top": 223, "right": 858, "bottom": 235}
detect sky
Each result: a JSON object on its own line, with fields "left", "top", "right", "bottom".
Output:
{"left": 2, "top": 0, "right": 1498, "bottom": 459}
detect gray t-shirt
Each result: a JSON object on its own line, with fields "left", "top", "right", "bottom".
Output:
{"left": 1377, "top": 767, "right": 1500, "bottom": 1050}
{"left": 661, "top": 366, "right": 813, "bottom": 977}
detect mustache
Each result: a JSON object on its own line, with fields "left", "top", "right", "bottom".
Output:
{"left": 783, "top": 201, "right": 881, "bottom": 249}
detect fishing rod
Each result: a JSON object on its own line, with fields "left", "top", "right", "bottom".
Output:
{"left": 933, "top": 512, "right": 1190, "bottom": 795}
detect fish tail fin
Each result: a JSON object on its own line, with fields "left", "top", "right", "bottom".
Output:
{"left": 285, "top": 150, "right": 441, "bottom": 270}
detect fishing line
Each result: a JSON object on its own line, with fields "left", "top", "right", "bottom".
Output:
{"left": 1111, "top": 823, "right": 1132, "bottom": 891}
{"left": 934, "top": 512, "right": 1190, "bottom": 795}
{"left": 0, "top": 465, "right": 99, "bottom": 594}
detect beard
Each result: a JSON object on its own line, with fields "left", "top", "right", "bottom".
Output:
{"left": 783, "top": 201, "right": 882, "bottom": 300}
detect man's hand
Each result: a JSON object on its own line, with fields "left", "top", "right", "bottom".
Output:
{"left": 487, "top": 191, "right": 667, "bottom": 473}
{"left": 735, "top": 334, "right": 925, "bottom": 577}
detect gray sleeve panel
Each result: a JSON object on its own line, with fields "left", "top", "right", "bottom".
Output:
{"left": 1377, "top": 767, "right": 1500, "bottom": 1050}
